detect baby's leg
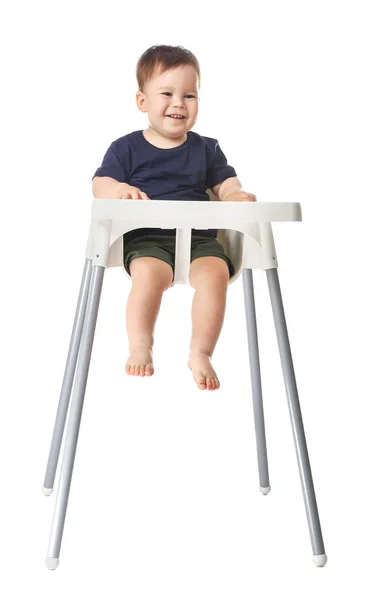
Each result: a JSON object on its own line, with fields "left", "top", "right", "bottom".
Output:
{"left": 188, "top": 256, "right": 230, "bottom": 390}
{"left": 125, "top": 257, "right": 173, "bottom": 376}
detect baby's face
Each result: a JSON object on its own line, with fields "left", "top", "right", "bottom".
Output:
{"left": 136, "top": 64, "right": 199, "bottom": 140}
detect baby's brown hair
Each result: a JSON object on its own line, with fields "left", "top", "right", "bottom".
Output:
{"left": 136, "top": 45, "right": 201, "bottom": 92}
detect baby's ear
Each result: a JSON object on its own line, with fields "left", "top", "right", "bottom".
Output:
{"left": 136, "top": 91, "right": 147, "bottom": 112}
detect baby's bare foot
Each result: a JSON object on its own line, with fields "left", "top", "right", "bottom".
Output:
{"left": 188, "top": 351, "right": 220, "bottom": 391}
{"left": 125, "top": 346, "right": 154, "bottom": 377}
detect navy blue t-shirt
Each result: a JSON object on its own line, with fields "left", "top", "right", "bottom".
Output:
{"left": 92, "top": 129, "right": 237, "bottom": 245}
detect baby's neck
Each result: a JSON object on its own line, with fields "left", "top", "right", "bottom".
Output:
{"left": 143, "top": 128, "right": 187, "bottom": 149}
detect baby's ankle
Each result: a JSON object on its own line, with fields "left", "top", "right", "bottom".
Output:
{"left": 129, "top": 334, "right": 154, "bottom": 352}
{"left": 189, "top": 347, "right": 212, "bottom": 358}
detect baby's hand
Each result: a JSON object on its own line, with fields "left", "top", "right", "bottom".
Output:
{"left": 223, "top": 191, "right": 257, "bottom": 202}
{"left": 117, "top": 184, "right": 150, "bottom": 200}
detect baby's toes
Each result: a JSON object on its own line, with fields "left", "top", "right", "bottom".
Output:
{"left": 211, "top": 378, "right": 219, "bottom": 390}
{"left": 198, "top": 377, "right": 207, "bottom": 389}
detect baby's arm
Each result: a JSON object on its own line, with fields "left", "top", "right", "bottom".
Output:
{"left": 212, "top": 177, "right": 256, "bottom": 202}
{"left": 92, "top": 176, "right": 129, "bottom": 198}
{"left": 92, "top": 176, "right": 149, "bottom": 199}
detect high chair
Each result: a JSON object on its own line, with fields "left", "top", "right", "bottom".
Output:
{"left": 43, "top": 190, "right": 327, "bottom": 569}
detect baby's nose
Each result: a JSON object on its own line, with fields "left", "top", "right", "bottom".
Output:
{"left": 172, "top": 96, "right": 185, "bottom": 105}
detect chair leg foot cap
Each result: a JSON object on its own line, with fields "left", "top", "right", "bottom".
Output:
{"left": 45, "top": 557, "right": 59, "bottom": 570}
{"left": 260, "top": 486, "right": 271, "bottom": 495}
{"left": 313, "top": 554, "right": 327, "bottom": 567}
{"left": 43, "top": 487, "right": 53, "bottom": 496}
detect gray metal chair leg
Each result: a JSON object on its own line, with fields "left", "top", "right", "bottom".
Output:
{"left": 266, "top": 268, "right": 327, "bottom": 567}
{"left": 43, "top": 259, "right": 93, "bottom": 496}
{"left": 242, "top": 269, "right": 271, "bottom": 495}
{"left": 45, "top": 265, "right": 105, "bottom": 570}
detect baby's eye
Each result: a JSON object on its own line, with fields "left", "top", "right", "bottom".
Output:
{"left": 162, "top": 92, "right": 196, "bottom": 98}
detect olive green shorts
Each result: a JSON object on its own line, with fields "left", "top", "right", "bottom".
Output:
{"left": 123, "top": 234, "right": 235, "bottom": 281}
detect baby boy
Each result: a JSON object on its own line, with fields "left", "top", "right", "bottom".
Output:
{"left": 92, "top": 45, "right": 256, "bottom": 391}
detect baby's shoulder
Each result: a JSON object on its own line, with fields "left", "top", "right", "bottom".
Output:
{"left": 190, "top": 130, "right": 217, "bottom": 144}
{"left": 111, "top": 130, "right": 140, "bottom": 147}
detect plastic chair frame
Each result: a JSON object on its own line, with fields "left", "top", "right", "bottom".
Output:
{"left": 42, "top": 192, "right": 327, "bottom": 569}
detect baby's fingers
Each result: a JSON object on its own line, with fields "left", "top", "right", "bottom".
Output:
{"left": 130, "top": 187, "right": 149, "bottom": 200}
{"left": 118, "top": 187, "right": 149, "bottom": 200}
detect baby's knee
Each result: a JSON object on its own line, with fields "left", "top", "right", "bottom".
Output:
{"left": 189, "top": 256, "right": 230, "bottom": 289}
{"left": 129, "top": 256, "right": 174, "bottom": 290}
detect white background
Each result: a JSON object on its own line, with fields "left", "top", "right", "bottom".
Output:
{"left": 1, "top": 0, "right": 369, "bottom": 597}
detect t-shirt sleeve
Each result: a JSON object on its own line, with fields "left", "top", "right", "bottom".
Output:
{"left": 206, "top": 139, "right": 237, "bottom": 189}
{"left": 92, "top": 141, "right": 130, "bottom": 182}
